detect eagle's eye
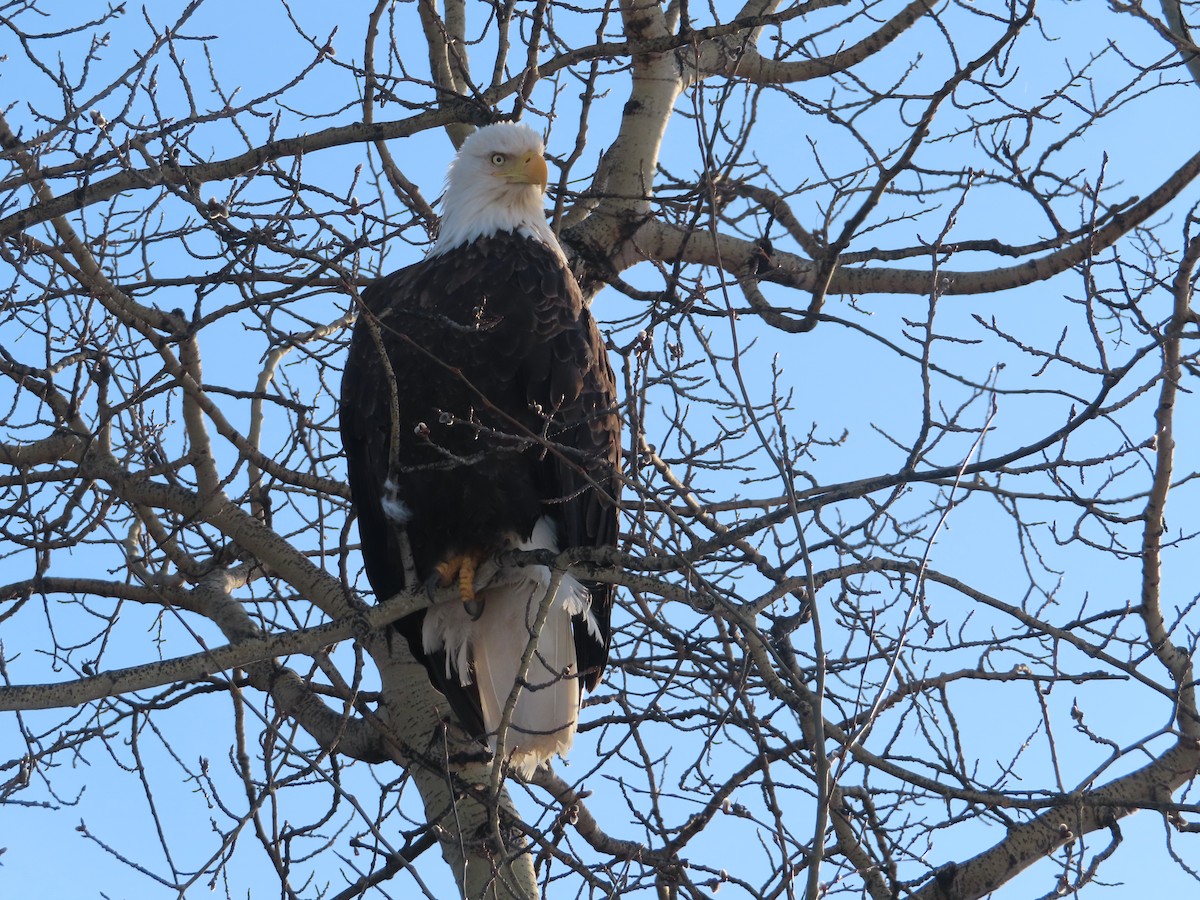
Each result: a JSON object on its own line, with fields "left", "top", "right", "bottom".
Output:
{"left": 490, "top": 153, "right": 507, "bottom": 167}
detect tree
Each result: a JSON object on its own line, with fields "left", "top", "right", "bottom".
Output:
{"left": 3, "top": 0, "right": 1200, "bottom": 897}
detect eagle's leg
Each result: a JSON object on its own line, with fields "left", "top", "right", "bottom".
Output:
{"left": 434, "top": 549, "right": 489, "bottom": 619}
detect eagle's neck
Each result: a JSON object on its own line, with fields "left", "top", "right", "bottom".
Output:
{"left": 429, "top": 179, "right": 565, "bottom": 263}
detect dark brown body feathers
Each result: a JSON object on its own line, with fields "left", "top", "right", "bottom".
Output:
{"left": 340, "top": 231, "right": 620, "bottom": 740}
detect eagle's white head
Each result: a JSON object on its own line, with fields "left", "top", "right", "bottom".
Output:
{"left": 429, "top": 122, "right": 564, "bottom": 261}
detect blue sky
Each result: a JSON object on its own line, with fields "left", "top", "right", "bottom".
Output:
{"left": 3, "top": 1, "right": 1200, "bottom": 898}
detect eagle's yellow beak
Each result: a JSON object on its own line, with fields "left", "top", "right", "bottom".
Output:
{"left": 505, "top": 152, "right": 549, "bottom": 191}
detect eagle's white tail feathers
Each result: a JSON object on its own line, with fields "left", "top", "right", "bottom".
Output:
{"left": 420, "top": 516, "right": 588, "bottom": 776}
{"left": 472, "top": 581, "right": 580, "bottom": 778}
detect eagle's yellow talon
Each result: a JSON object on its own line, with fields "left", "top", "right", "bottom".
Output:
{"left": 458, "top": 557, "right": 477, "bottom": 602}
{"left": 435, "top": 552, "right": 485, "bottom": 605}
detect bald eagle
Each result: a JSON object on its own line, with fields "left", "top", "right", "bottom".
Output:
{"left": 340, "top": 123, "right": 620, "bottom": 776}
